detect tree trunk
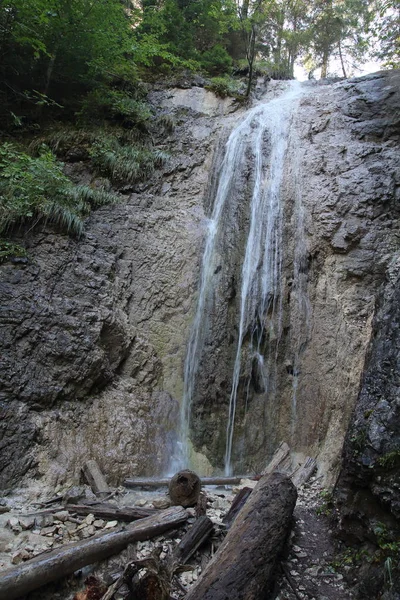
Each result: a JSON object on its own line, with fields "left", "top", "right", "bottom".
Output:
{"left": 185, "top": 473, "right": 297, "bottom": 600}
{"left": 246, "top": 24, "right": 256, "bottom": 97}
{"left": 0, "top": 506, "right": 188, "bottom": 600}
{"left": 321, "top": 47, "right": 329, "bottom": 78}
{"left": 338, "top": 38, "right": 347, "bottom": 78}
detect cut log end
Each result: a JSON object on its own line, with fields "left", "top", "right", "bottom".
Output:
{"left": 168, "top": 470, "right": 201, "bottom": 508}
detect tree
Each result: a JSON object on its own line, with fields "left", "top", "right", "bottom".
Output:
{"left": 374, "top": 0, "right": 400, "bottom": 68}
{"left": 307, "top": 0, "right": 373, "bottom": 78}
{"left": 0, "top": 0, "right": 134, "bottom": 121}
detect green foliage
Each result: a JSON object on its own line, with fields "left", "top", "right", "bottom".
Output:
{"left": 0, "top": 143, "right": 118, "bottom": 237}
{"left": 201, "top": 45, "right": 233, "bottom": 74}
{"left": 79, "top": 88, "right": 152, "bottom": 128}
{"left": 373, "top": 2, "right": 400, "bottom": 68}
{"left": 90, "top": 135, "right": 168, "bottom": 184}
{"left": 205, "top": 76, "right": 244, "bottom": 98}
{"left": 373, "top": 522, "right": 400, "bottom": 562}
{"left": 0, "top": 240, "right": 27, "bottom": 263}
{"left": 377, "top": 449, "right": 400, "bottom": 470}
{"left": 330, "top": 547, "right": 370, "bottom": 570}
{"left": 350, "top": 428, "right": 368, "bottom": 453}
{"left": 316, "top": 488, "right": 334, "bottom": 516}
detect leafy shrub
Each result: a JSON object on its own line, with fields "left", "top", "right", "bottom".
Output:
{"left": 0, "top": 240, "right": 27, "bottom": 263}
{"left": 30, "top": 126, "right": 169, "bottom": 186}
{"left": 79, "top": 88, "right": 152, "bottom": 127}
{"left": 205, "top": 76, "right": 244, "bottom": 98}
{"left": 201, "top": 45, "right": 232, "bottom": 75}
{"left": 0, "top": 143, "right": 118, "bottom": 237}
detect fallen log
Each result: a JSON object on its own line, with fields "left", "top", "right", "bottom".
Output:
{"left": 185, "top": 472, "right": 297, "bottom": 600}
{"left": 0, "top": 506, "right": 188, "bottom": 600}
{"left": 291, "top": 457, "right": 317, "bottom": 488}
{"left": 195, "top": 491, "right": 208, "bottom": 517}
{"left": 171, "top": 515, "right": 214, "bottom": 567}
{"left": 169, "top": 471, "right": 201, "bottom": 508}
{"left": 126, "top": 516, "right": 214, "bottom": 600}
{"left": 65, "top": 503, "right": 156, "bottom": 521}
{"left": 222, "top": 486, "right": 253, "bottom": 529}
{"left": 82, "top": 460, "right": 110, "bottom": 496}
{"left": 124, "top": 476, "right": 247, "bottom": 488}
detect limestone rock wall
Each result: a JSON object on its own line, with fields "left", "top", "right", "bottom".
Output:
{"left": 188, "top": 71, "right": 400, "bottom": 481}
{"left": 0, "top": 72, "right": 399, "bottom": 491}
{"left": 0, "top": 88, "right": 238, "bottom": 489}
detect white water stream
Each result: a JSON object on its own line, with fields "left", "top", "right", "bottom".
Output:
{"left": 170, "top": 81, "right": 304, "bottom": 475}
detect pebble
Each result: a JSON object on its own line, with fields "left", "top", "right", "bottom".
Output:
{"left": 94, "top": 519, "right": 105, "bottom": 528}
{"left": 104, "top": 520, "right": 118, "bottom": 529}
{"left": 18, "top": 516, "right": 35, "bottom": 530}
{"left": 152, "top": 497, "right": 170, "bottom": 509}
{"left": 54, "top": 511, "right": 69, "bottom": 522}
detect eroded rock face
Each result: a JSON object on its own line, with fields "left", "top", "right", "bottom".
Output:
{"left": 336, "top": 253, "right": 400, "bottom": 522}
{"left": 189, "top": 71, "right": 400, "bottom": 480}
{"left": 0, "top": 73, "right": 399, "bottom": 491}
{"left": 0, "top": 87, "right": 237, "bottom": 489}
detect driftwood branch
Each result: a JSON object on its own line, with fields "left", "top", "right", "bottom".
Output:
{"left": 0, "top": 506, "right": 188, "bottom": 600}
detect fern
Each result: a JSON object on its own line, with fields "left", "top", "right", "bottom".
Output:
{"left": 0, "top": 143, "right": 119, "bottom": 239}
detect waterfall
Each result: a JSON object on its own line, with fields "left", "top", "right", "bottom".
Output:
{"left": 170, "top": 81, "right": 303, "bottom": 475}
{"left": 224, "top": 81, "right": 303, "bottom": 475}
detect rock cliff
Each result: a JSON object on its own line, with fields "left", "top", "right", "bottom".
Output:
{"left": 0, "top": 71, "right": 399, "bottom": 494}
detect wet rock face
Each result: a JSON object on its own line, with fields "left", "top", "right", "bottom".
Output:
{"left": 0, "top": 73, "right": 399, "bottom": 490}
{"left": 0, "top": 87, "right": 235, "bottom": 489}
{"left": 189, "top": 71, "right": 400, "bottom": 478}
{"left": 336, "top": 255, "right": 400, "bottom": 525}
{"left": 0, "top": 231, "right": 133, "bottom": 408}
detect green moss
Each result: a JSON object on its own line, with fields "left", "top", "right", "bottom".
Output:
{"left": 377, "top": 449, "right": 400, "bottom": 470}
{"left": 0, "top": 240, "right": 27, "bottom": 263}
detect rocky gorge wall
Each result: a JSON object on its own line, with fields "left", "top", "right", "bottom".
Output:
{"left": 189, "top": 70, "right": 400, "bottom": 482}
{"left": 0, "top": 71, "right": 399, "bottom": 493}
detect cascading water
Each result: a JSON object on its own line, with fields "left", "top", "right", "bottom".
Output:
{"left": 170, "top": 81, "right": 304, "bottom": 475}
{"left": 224, "top": 81, "right": 304, "bottom": 475}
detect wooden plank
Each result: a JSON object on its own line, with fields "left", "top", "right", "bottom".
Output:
{"left": 82, "top": 460, "right": 110, "bottom": 495}
{"left": 0, "top": 506, "right": 188, "bottom": 600}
